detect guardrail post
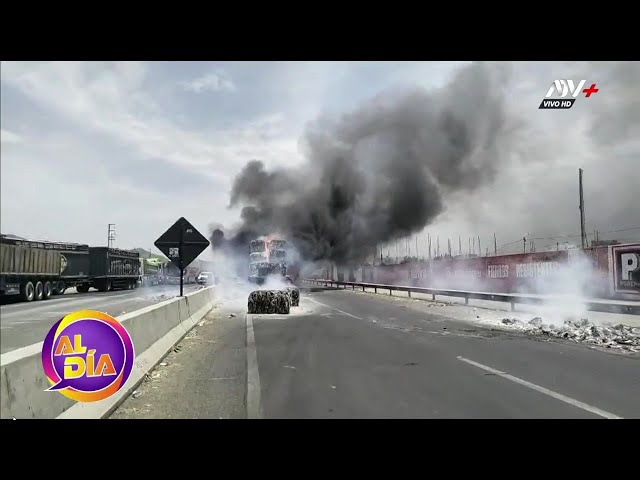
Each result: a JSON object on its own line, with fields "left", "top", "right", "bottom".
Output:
{"left": 432, "top": 294, "right": 436, "bottom": 301}
{"left": 408, "top": 290, "right": 411, "bottom": 298}
{"left": 362, "top": 285, "right": 365, "bottom": 291}
{"left": 352, "top": 284, "right": 355, "bottom": 290}
{"left": 374, "top": 287, "right": 377, "bottom": 293}
{"left": 465, "top": 296, "right": 469, "bottom": 305}
{"left": 389, "top": 288, "right": 393, "bottom": 296}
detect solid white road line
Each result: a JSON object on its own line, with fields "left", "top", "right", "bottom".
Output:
{"left": 246, "top": 314, "right": 263, "bottom": 419}
{"left": 306, "top": 297, "right": 363, "bottom": 320}
{"left": 457, "top": 356, "right": 623, "bottom": 419}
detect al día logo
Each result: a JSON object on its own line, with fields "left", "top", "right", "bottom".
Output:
{"left": 41, "top": 309, "right": 135, "bottom": 402}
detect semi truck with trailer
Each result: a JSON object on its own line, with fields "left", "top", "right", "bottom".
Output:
{"left": 246, "top": 237, "right": 299, "bottom": 314}
{"left": 1, "top": 234, "right": 142, "bottom": 302}
{"left": 0, "top": 235, "right": 91, "bottom": 302}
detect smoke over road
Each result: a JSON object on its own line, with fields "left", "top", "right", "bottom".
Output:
{"left": 211, "top": 62, "right": 523, "bottom": 264}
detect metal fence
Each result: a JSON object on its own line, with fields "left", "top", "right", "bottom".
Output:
{"left": 302, "top": 279, "right": 640, "bottom": 315}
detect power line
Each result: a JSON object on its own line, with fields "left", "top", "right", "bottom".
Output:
{"left": 530, "top": 226, "right": 640, "bottom": 241}
{"left": 495, "top": 226, "right": 640, "bottom": 253}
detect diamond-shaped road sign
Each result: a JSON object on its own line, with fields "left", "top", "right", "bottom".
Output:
{"left": 154, "top": 217, "right": 210, "bottom": 271}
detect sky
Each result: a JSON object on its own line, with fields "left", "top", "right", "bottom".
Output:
{"left": 1, "top": 61, "right": 638, "bottom": 262}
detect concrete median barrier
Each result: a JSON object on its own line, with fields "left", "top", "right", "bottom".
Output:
{"left": 0, "top": 286, "right": 216, "bottom": 419}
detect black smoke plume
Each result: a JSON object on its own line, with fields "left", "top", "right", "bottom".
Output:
{"left": 212, "top": 62, "right": 521, "bottom": 263}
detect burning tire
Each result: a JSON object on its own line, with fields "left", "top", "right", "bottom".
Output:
{"left": 247, "top": 289, "right": 290, "bottom": 315}
{"left": 286, "top": 287, "right": 300, "bottom": 306}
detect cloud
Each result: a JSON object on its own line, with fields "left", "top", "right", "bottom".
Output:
{"left": 0, "top": 62, "right": 296, "bottom": 259}
{"left": 180, "top": 72, "right": 236, "bottom": 93}
{"left": 1, "top": 61, "right": 636, "bottom": 265}
{"left": 0, "top": 129, "right": 24, "bottom": 144}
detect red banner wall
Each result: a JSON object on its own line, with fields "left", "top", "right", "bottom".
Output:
{"left": 370, "top": 247, "right": 616, "bottom": 297}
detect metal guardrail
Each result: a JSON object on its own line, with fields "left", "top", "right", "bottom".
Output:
{"left": 302, "top": 279, "right": 640, "bottom": 316}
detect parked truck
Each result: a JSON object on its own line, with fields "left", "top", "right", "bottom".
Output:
{"left": 1, "top": 234, "right": 90, "bottom": 302}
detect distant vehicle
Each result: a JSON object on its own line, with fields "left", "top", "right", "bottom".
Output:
{"left": 139, "top": 257, "right": 165, "bottom": 286}
{"left": 197, "top": 272, "right": 214, "bottom": 285}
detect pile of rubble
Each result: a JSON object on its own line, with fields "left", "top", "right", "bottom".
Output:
{"left": 500, "top": 317, "right": 640, "bottom": 353}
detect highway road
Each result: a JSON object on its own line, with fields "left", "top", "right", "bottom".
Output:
{"left": 111, "top": 287, "right": 640, "bottom": 419}
{"left": 0, "top": 284, "right": 202, "bottom": 354}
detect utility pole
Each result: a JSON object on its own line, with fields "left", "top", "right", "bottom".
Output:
{"left": 436, "top": 236, "right": 440, "bottom": 257}
{"left": 472, "top": 237, "right": 475, "bottom": 255}
{"left": 459, "top": 236, "right": 462, "bottom": 256}
{"left": 468, "top": 237, "right": 471, "bottom": 256}
{"left": 494, "top": 233, "right": 497, "bottom": 256}
{"left": 478, "top": 236, "right": 481, "bottom": 256}
{"left": 523, "top": 236, "right": 526, "bottom": 253}
{"left": 579, "top": 168, "right": 587, "bottom": 249}
{"left": 107, "top": 224, "right": 116, "bottom": 248}
{"left": 415, "top": 236, "right": 419, "bottom": 260}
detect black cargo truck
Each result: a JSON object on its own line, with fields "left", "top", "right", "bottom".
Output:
{"left": 75, "top": 247, "right": 141, "bottom": 293}
{"left": 0, "top": 234, "right": 90, "bottom": 302}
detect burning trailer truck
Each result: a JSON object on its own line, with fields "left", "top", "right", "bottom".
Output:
{"left": 247, "top": 238, "right": 300, "bottom": 315}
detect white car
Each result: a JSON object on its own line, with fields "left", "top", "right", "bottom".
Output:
{"left": 197, "top": 272, "right": 214, "bottom": 285}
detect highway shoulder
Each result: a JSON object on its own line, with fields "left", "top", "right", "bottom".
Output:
{"left": 110, "top": 305, "right": 247, "bottom": 419}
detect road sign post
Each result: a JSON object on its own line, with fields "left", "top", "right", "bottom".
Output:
{"left": 154, "top": 217, "right": 210, "bottom": 297}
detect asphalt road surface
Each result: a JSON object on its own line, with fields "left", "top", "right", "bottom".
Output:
{"left": 111, "top": 288, "right": 640, "bottom": 419}
{"left": 0, "top": 284, "right": 201, "bottom": 354}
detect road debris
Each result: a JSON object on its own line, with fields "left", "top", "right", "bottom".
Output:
{"left": 160, "top": 362, "right": 168, "bottom": 367}
{"left": 198, "top": 320, "right": 205, "bottom": 327}
{"left": 132, "top": 390, "right": 142, "bottom": 399}
{"left": 498, "top": 317, "right": 640, "bottom": 353}
{"left": 229, "top": 313, "right": 237, "bottom": 318}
